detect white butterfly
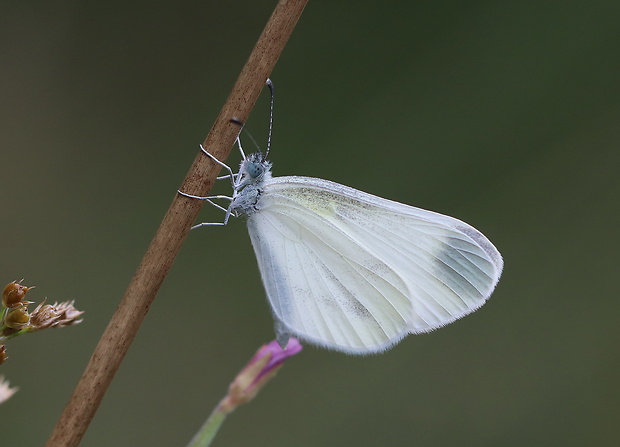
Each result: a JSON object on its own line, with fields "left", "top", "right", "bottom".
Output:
{"left": 182, "top": 140, "right": 503, "bottom": 355}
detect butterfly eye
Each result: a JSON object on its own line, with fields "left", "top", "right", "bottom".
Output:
{"left": 246, "top": 162, "right": 264, "bottom": 179}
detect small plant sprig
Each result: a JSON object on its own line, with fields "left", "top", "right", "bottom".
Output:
{"left": 1, "top": 279, "right": 83, "bottom": 404}
{"left": 187, "top": 338, "right": 303, "bottom": 447}
{"left": 1, "top": 280, "right": 84, "bottom": 365}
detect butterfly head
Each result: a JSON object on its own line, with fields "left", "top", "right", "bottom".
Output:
{"left": 237, "top": 152, "right": 273, "bottom": 189}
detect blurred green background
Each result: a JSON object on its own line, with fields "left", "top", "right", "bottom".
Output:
{"left": 2, "top": 1, "right": 619, "bottom": 446}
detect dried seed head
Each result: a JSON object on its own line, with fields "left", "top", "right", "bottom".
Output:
{"left": 29, "top": 300, "right": 84, "bottom": 330}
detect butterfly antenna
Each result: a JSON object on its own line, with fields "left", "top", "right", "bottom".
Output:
{"left": 265, "top": 78, "right": 274, "bottom": 159}
{"left": 230, "top": 117, "right": 263, "bottom": 157}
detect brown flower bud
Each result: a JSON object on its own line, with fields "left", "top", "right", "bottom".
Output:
{"left": 2, "top": 281, "right": 34, "bottom": 309}
{"left": 0, "top": 345, "right": 6, "bottom": 366}
{"left": 3, "top": 305, "right": 30, "bottom": 330}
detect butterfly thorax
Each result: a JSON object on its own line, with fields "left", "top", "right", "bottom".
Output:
{"left": 231, "top": 152, "right": 273, "bottom": 216}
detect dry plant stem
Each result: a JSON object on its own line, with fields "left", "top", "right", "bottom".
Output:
{"left": 46, "top": 1, "right": 308, "bottom": 446}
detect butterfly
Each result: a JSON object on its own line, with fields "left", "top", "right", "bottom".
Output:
{"left": 181, "top": 139, "right": 503, "bottom": 354}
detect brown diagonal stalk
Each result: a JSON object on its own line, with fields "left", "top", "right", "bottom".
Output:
{"left": 46, "top": 1, "right": 308, "bottom": 445}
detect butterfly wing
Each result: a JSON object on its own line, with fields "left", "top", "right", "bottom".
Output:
{"left": 246, "top": 176, "right": 503, "bottom": 354}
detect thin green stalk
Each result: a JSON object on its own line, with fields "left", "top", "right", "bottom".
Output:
{"left": 187, "top": 403, "right": 230, "bottom": 447}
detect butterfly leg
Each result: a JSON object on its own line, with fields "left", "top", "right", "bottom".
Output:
{"left": 188, "top": 202, "right": 235, "bottom": 229}
{"left": 177, "top": 189, "right": 234, "bottom": 225}
{"left": 190, "top": 221, "right": 226, "bottom": 229}
{"left": 180, "top": 204, "right": 233, "bottom": 228}
{"left": 177, "top": 142, "right": 239, "bottom": 200}
{"left": 216, "top": 173, "right": 239, "bottom": 181}
{"left": 198, "top": 144, "right": 238, "bottom": 190}
{"left": 178, "top": 193, "right": 231, "bottom": 209}
{"left": 214, "top": 136, "right": 246, "bottom": 182}
{"left": 177, "top": 135, "right": 245, "bottom": 228}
